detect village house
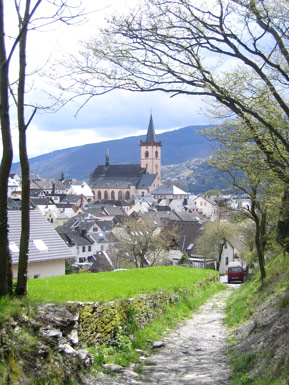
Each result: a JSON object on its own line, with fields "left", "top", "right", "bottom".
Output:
{"left": 56, "top": 213, "right": 117, "bottom": 265}
{"left": 219, "top": 238, "right": 246, "bottom": 274}
{"left": 191, "top": 194, "right": 219, "bottom": 221}
{"left": 69, "top": 181, "right": 94, "bottom": 202}
{"left": 8, "top": 176, "right": 21, "bottom": 199}
{"left": 8, "top": 210, "right": 74, "bottom": 279}
{"left": 44, "top": 206, "right": 77, "bottom": 228}
{"left": 151, "top": 184, "right": 189, "bottom": 200}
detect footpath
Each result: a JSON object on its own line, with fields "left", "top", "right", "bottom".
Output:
{"left": 86, "top": 286, "right": 235, "bottom": 385}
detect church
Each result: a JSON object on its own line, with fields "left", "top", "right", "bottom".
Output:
{"left": 89, "top": 115, "right": 162, "bottom": 201}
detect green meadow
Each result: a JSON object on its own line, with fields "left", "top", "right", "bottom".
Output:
{"left": 27, "top": 266, "right": 218, "bottom": 303}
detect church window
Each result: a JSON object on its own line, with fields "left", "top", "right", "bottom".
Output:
{"left": 118, "top": 191, "right": 123, "bottom": 200}
{"left": 111, "top": 191, "right": 115, "bottom": 200}
{"left": 104, "top": 191, "right": 108, "bottom": 200}
{"left": 125, "top": 191, "right": 130, "bottom": 200}
{"left": 145, "top": 150, "right": 149, "bottom": 158}
{"left": 97, "top": 191, "right": 101, "bottom": 200}
{"left": 155, "top": 151, "right": 158, "bottom": 158}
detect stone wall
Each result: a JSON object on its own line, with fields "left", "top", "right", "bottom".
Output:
{"left": 78, "top": 291, "right": 180, "bottom": 346}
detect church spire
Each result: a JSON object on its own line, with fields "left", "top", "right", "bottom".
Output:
{"left": 146, "top": 114, "right": 156, "bottom": 142}
{"left": 105, "top": 145, "right": 110, "bottom": 167}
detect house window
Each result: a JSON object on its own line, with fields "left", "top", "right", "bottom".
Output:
{"left": 33, "top": 239, "right": 48, "bottom": 252}
{"left": 204, "top": 202, "right": 207, "bottom": 206}
{"left": 101, "top": 245, "right": 104, "bottom": 251}
{"left": 33, "top": 274, "right": 40, "bottom": 279}
{"left": 225, "top": 257, "right": 229, "bottom": 265}
{"left": 224, "top": 244, "right": 227, "bottom": 249}
{"left": 82, "top": 246, "right": 85, "bottom": 252}
{"left": 145, "top": 150, "right": 149, "bottom": 158}
{"left": 77, "top": 247, "right": 79, "bottom": 255}
{"left": 9, "top": 242, "right": 19, "bottom": 253}
{"left": 88, "top": 246, "right": 91, "bottom": 252}
{"left": 50, "top": 218, "right": 53, "bottom": 223}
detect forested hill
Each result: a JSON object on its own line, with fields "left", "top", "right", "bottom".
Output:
{"left": 11, "top": 125, "right": 214, "bottom": 180}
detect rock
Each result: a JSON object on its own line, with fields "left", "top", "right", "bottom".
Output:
{"left": 68, "top": 329, "right": 79, "bottom": 346}
{"left": 58, "top": 344, "right": 76, "bottom": 355}
{"left": 40, "top": 327, "right": 62, "bottom": 339}
{"left": 122, "top": 369, "right": 139, "bottom": 378}
{"left": 152, "top": 341, "right": 165, "bottom": 349}
{"left": 77, "top": 349, "right": 94, "bottom": 367}
{"left": 135, "top": 349, "right": 145, "bottom": 354}
{"left": 37, "top": 344, "right": 50, "bottom": 359}
{"left": 139, "top": 356, "right": 147, "bottom": 361}
{"left": 103, "top": 363, "right": 123, "bottom": 372}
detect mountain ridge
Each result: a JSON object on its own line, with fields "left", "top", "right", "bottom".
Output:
{"left": 12, "top": 125, "right": 214, "bottom": 180}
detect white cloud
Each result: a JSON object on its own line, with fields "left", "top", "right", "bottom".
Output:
{"left": 3, "top": 0, "right": 214, "bottom": 165}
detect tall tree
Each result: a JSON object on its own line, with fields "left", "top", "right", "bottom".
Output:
{"left": 68, "top": 0, "right": 289, "bottom": 249}
{"left": 0, "top": 1, "right": 14, "bottom": 296}
{"left": 0, "top": 0, "right": 83, "bottom": 298}
{"left": 204, "top": 122, "right": 281, "bottom": 280}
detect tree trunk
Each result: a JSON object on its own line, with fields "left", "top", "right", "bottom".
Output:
{"left": 276, "top": 188, "right": 289, "bottom": 252}
{"left": 216, "top": 241, "right": 225, "bottom": 271}
{"left": 254, "top": 220, "right": 266, "bottom": 281}
{"left": 0, "top": 0, "right": 13, "bottom": 297}
{"left": 15, "top": 1, "right": 31, "bottom": 296}
{"left": 250, "top": 198, "right": 266, "bottom": 281}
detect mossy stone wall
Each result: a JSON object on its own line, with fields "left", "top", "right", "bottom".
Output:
{"left": 78, "top": 291, "right": 179, "bottom": 346}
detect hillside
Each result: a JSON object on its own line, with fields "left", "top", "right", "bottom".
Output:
{"left": 225, "top": 255, "right": 289, "bottom": 384}
{"left": 11, "top": 125, "right": 214, "bottom": 180}
{"left": 162, "top": 158, "right": 232, "bottom": 194}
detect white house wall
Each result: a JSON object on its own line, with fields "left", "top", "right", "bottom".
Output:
{"left": 219, "top": 243, "right": 235, "bottom": 274}
{"left": 13, "top": 259, "right": 65, "bottom": 279}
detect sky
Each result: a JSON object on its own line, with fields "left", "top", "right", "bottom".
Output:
{"left": 5, "top": 0, "right": 213, "bottom": 163}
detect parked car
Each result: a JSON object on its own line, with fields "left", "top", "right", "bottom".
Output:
{"left": 227, "top": 262, "right": 244, "bottom": 283}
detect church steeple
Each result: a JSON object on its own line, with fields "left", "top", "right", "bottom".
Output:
{"left": 146, "top": 114, "right": 156, "bottom": 142}
{"left": 105, "top": 145, "right": 110, "bottom": 167}
{"left": 140, "top": 115, "right": 162, "bottom": 188}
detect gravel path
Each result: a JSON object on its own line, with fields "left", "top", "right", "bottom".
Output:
{"left": 85, "top": 286, "right": 234, "bottom": 385}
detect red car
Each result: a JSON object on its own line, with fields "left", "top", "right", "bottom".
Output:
{"left": 227, "top": 263, "right": 244, "bottom": 283}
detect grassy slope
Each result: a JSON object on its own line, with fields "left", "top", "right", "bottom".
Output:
{"left": 1, "top": 267, "right": 226, "bottom": 384}
{"left": 27, "top": 266, "right": 218, "bottom": 303}
{"left": 224, "top": 253, "right": 289, "bottom": 385}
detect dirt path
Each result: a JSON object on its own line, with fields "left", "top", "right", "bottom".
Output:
{"left": 86, "top": 286, "right": 235, "bottom": 385}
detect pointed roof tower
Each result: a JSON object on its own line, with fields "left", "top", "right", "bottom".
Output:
{"left": 146, "top": 114, "right": 156, "bottom": 142}
{"left": 105, "top": 145, "right": 110, "bottom": 167}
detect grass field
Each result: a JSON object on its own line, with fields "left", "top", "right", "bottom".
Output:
{"left": 27, "top": 266, "right": 218, "bottom": 303}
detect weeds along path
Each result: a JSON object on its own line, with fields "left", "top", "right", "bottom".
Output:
{"left": 91, "top": 286, "right": 236, "bottom": 385}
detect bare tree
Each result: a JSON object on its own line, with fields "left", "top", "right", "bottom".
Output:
{"left": 195, "top": 221, "right": 237, "bottom": 271}
{"left": 67, "top": 0, "right": 289, "bottom": 250}
{"left": 0, "top": 0, "right": 83, "bottom": 297}
{"left": 113, "top": 216, "right": 175, "bottom": 268}
{"left": 0, "top": 1, "right": 14, "bottom": 296}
